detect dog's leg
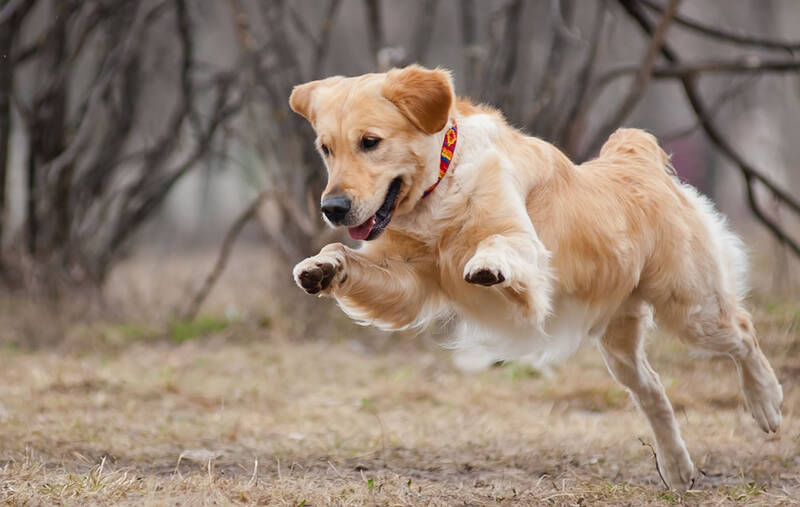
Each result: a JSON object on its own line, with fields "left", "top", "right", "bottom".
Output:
{"left": 293, "top": 243, "right": 347, "bottom": 296}
{"left": 463, "top": 232, "right": 552, "bottom": 326}
{"left": 458, "top": 151, "right": 553, "bottom": 327}
{"left": 663, "top": 301, "right": 782, "bottom": 434}
{"left": 599, "top": 301, "right": 696, "bottom": 491}
{"left": 293, "top": 239, "right": 441, "bottom": 330}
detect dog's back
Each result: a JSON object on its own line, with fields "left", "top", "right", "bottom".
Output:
{"left": 527, "top": 128, "right": 743, "bottom": 314}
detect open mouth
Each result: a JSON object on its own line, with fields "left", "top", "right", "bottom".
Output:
{"left": 348, "top": 177, "right": 402, "bottom": 241}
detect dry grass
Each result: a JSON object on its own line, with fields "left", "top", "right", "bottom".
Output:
{"left": 1, "top": 248, "right": 799, "bottom": 505}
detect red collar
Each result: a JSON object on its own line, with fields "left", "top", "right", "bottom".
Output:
{"left": 421, "top": 119, "right": 457, "bottom": 199}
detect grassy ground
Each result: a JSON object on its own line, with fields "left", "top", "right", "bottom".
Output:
{"left": 1, "top": 249, "right": 799, "bottom": 505}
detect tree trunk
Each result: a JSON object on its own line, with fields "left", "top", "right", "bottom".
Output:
{"left": 0, "top": 0, "right": 19, "bottom": 250}
{"left": 26, "top": 3, "right": 68, "bottom": 259}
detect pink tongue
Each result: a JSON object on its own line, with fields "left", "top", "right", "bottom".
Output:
{"left": 348, "top": 215, "right": 375, "bottom": 240}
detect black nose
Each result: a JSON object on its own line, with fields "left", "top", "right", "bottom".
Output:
{"left": 321, "top": 194, "right": 351, "bottom": 224}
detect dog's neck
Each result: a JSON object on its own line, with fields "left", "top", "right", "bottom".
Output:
{"left": 390, "top": 116, "right": 465, "bottom": 241}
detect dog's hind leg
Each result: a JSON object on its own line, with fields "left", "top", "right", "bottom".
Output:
{"left": 599, "top": 300, "right": 696, "bottom": 491}
{"left": 651, "top": 185, "right": 782, "bottom": 433}
{"left": 658, "top": 298, "right": 782, "bottom": 434}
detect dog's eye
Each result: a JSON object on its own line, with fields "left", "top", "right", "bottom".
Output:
{"left": 360, "top": 136, "right": 381, "bottom": 151}
{"left": 320, "top": 144, "right": 330, "bottom": 156}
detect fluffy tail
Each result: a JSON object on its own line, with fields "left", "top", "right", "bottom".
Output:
{"left": 679, "top": 184, "right": 750, "bottom": 301}
{"left": 599, "top": 128, "right": 674, "bottom": 175}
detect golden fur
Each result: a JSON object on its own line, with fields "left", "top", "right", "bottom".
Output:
{"left": 289, "top": 65, "right": 783, "bottom": 491}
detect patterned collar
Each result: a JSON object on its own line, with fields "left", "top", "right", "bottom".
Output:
{"left": 421, "top": 119, "right": 457, "bottom": 199}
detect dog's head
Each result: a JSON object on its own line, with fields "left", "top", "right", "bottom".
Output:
{"left": 289, "top": 65, "right": 454, "bottom": 240}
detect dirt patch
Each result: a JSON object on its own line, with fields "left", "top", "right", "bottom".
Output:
{"left": 1, "top": 316, "right": 799, "bottom": 505}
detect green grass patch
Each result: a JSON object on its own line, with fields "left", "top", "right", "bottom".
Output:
{"left": 100, "top": 323, "right": 158, "bottom": 344}
{"left": 169, "top": 316, "right": 230, "bottom": 343}
{"left": 761, "top": 300, "right": 800, "bottom": 328}
{"left": 504, "top": 361, "right": 543, "bottom": 381}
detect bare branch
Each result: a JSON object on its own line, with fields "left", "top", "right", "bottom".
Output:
{"left": 639, "top": 0, "right": 800, "bottom": 53}
{"left": 287, "top": 1, "right": 342, "bottom": 76}
{"left": 574, "top": 53, "right": 800, "bottom": 148}
{"left": 581, "top": 0, "right": 682, "bottom": 159}
{"left": 175, "top": 0, "right": 201, "bottom": 132}
{"left": 408, "top": 0, "right": 437, "bottom": 64}
{"left": 745, "top": 176, "right": 800, "bottom": 257}
{"left": 288, "top": 3, "right": 319, "bottom": 48}
{"left": 181, "top": 191, "right": 267, "bottom": 321}
{"left": 37, "top": 1, "right": 160, "bottom": 189}
{"left": 106, "top": 74, "right": 244, "bottom": 265}
{"left": 480, "top": 0, "right": 523, "bottom": 105}
{"left": 660, "top": 76, "right": 755, "bottom": 142}
{"left": 604, "top": 57, "right": 800, "bottom": 80}
{"left": 228, "top": 0, "right": 257, "bottom": 52}
{"left": 311, "top": 0, "right": 342, "bottom": 77}
{"left": 619, "top": 0, "right": 800, "bottom": 256}
{"left": 680, "top": 82, "right": 800, "bottom": 232}
{"left": 363, "top": 0, "right": 384, "bottom": 67}
{"left": 74, "top": 43, "right": 143, "bottom": 208}
{"left": 459, "top": 0, "right": 478, "bottom": 97}
{"left": 0, "top": 0, "right": 21, "bottom": 247}
{"left": 559, "top": 0, "right": 607, "bottom": 154}
{"left": 257, "top": 0, "right": 305, "bottom": 85}
{"left": 0, "top": 0, "right": 27, "bottom": 25}
{"left": 530, "top": 0, "right": 576, "bottom": 138}
{"left": 498, "top": 0, "right": 523, "bottom": 89}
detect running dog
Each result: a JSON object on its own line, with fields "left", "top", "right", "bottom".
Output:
{"left": 288, "top": 65, "right": 782, "bottom": 491}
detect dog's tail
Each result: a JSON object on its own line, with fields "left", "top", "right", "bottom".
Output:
{"left": 599, "top": 128, "right": 676, "bottom": 176}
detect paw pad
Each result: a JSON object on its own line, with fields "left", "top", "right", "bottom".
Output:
{"left": 465, "top": 268, "right": 505, "bottom": 286}
{"left": 298, "top": 262, "right": 338, "bottom": 294}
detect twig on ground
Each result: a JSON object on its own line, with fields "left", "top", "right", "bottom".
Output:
{"left": 638, "top": 437, "right": 668, "bottom": 489}
{"left": 248, "top": 457, "right": 258, "bottom": 487}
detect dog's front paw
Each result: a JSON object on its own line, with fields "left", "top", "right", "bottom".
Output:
{"left": 293, "top": 245, "right": 345, "bottom": 295}
{"left": 464, "top": 255, "right": 508, "bottom": 287}
{"left": 465, "top": 267, "right": 505, "bottom": 286}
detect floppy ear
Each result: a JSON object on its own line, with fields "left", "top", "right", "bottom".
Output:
{"left": 381, "top": 65, "right": 454, "bottom": 134}
{"left": 289, "top": 76, "right": 343, "bottom": 123}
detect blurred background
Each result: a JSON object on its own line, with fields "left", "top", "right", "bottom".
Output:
{"left": 1, "top": 1, "right": 800, "bottom": 504}
{"left": 0, "top": 0, "right": 799, "bottom": 340}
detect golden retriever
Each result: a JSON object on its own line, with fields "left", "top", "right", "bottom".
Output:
{"left": 288, "top": 65, "right": 782, "bottom": 491}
